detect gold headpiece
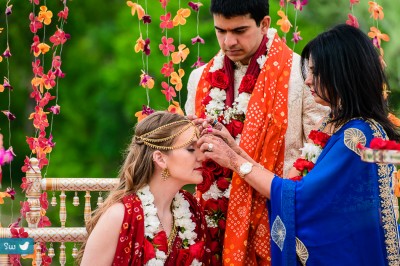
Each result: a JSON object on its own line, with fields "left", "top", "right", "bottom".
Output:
{"left": 135, "top": 120, "right": 199, "bottom": 150}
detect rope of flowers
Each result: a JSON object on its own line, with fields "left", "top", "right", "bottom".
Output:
{"left": 0, "top": 0, "right": 16, "bottom": 217}
{"left": 130, "top": 1, "right": 203, "bottom": 122}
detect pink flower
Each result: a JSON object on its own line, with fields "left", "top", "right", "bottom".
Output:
{"left": 188, "top": 2, "right": 202, "bottom": 11}
{"left": 161, "top": 81, "right": 176, "bottom": 101}
{"left": 350, "top": 0, "right": 360, "bottom": 8}
{"left": 291, "top": 31, "right": 303, "bottom": 44}
{"left": 161, "top": 61, "right": 174, "bottom": 77}
{"left": 5, "top": 4, "right": 12, "bottom": 15}
{"left": 142, "top": 15, "right": 151, "bottom": 24}
{"left": 48, "top": 105, "right": 61, "bottom": 114}
{"left": 291, "top": 0, "right": 308, "bottom": 11}
{"left": 0, "top": 147, "right": 14, "bottom": 165}
{"left": 29, "top": 12, "right": 43, "bottom": 33}
{"left": 49, "top": 27, "right": 70, "bottom": 47}
{"left": 57, "top": 7, "right": 69, "bottom": 20}
{"left": 191, "top": 35, "right": 205, "bottom": 45}
{"left": 32, "top": 59, "right": 44, "bottom": 76}
{"left": 346, "top": 13, "right": 359, "bottom": 28}
{"left": 2, "top": 77, "right": 13, "bottom": 91}
{"left": 3, "top": 47, "right": 11, "bottom": 58}
{"left": 160, "top": 12, "right": 174, "bottom": 31}
{"left": 144, "top": 38, "right": 151, "bottom": 56}
{"left": 6, "top": 188, "right": 15, "bottom": 200}
{"left": 2, "top": 110, "right": 16, "bottom": 120}
{"left": 159, "top": 36, "right": 175, "bottom": 56}
{"left": 191, "top": 57, "right": 205, "bottom": 68}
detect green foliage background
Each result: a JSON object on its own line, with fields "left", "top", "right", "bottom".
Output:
{"left": 0, "top": 0, "right": 399, "bottom": 264}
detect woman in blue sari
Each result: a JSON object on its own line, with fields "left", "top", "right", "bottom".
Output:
{"left": 198, "top": 24, "right": 400, "bottom": 265}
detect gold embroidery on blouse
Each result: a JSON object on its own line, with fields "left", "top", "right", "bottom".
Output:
{"left": 344, "top": 128, "right": 366, "bottom": 156}
{"left": 295, "top": 237, "right": 309, "bottom": 266}
{"left": 366, "top": 120, "right": 400, "bottom": 265}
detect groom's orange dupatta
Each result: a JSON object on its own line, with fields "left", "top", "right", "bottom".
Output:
{"left": 195, "top": 33, "right": 293, "bottom": 265}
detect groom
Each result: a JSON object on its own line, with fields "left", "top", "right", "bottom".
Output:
{"left": 185, "top": 0, "right": 328, "bottom": 264}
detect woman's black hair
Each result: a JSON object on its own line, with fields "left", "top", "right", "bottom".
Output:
{"left": 301, "top": 24, "right": 399, "bottom": 140}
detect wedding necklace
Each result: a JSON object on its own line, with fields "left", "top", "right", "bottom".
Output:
{"left": 156, "top": 211, "right": 177, "bottom": 255}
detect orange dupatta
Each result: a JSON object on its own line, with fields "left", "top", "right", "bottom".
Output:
{"left": 195, "top": 33, "right": 293, "bottom": 265}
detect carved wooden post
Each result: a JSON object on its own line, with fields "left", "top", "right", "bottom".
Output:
{"left": 84, "top": 191, "right": 91, "bottom": 224}
{"left": 59, "top": 191, "right": 67, "bottom": 227}
{"left": 26, "top": 158, "right": 42, "bottom": 228}
{"left": 0, "top": 255, "right": 11, "bottom": 266}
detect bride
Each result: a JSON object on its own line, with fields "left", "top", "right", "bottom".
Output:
{"left": 78, "top": 111, "right": 207, "bottom": 265}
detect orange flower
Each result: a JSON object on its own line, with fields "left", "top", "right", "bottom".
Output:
{"left": 173, "top": 8, "right": 191, "bottom": 26}
{"left": 0, "top": 191, "right": 11, "bottom": 204}
{"left": 139, "top": 71, "right": 154, "bottom": 89}
{"left": 38, "top": 6, "right": 53, "bottom": 25}
{"left": 135, "top": 34, "right": 145, "bottom": 53}
{"left": 170, "top": 69, "right": 185, "bottom": 91}
{"left": 368, "top": 1, "right": 384, "bottom": 20}
{"left": 171, "top": 44, "right": 189, "bottom": 64}
{"left": 135, "top": 110, "right": 147, "bottom": 122}
{"left": 368, "top": 27, "right": 389, "bottom": 47}
{"left": 168, "top": 101, "right": 184, "bottom": 115}
{"left": 31, "top": 77, "right": 45, "bottom": 93}
{"left": 126, "top": 1, "right": 145, "bottom": 20}
{"left": 277, "top": 10, "right": 292, "bottom": 33}
{"left": 35, "top": 43, "right": 50, "bottom": 57}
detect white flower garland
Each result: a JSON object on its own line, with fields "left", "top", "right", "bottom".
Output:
{"left": 137, "top": 185, "right": 200, "bottom": 265}
{"left": 204, "top": 29, "right": 277, "bottom": 126}
{"left": 300, "top": 142, "right": 323, "bottom": 163}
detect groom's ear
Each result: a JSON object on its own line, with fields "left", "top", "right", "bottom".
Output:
{"left": 260, "top": 16, "right": 271, "bottom": 34}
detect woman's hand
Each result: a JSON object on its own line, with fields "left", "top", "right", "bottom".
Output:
{"left": 198, "top": 133, "right": 244, "bottom": 173}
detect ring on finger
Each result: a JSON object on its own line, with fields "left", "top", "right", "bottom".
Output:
{"left": 211, "top": 119, "right": 218, "bottom": 127}
{"left": 207, "top": 143, "right": 214, "bottom": 152}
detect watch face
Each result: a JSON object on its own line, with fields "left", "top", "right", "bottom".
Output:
{"left": 240, "top": 162, "right": 253, "bottom": 175}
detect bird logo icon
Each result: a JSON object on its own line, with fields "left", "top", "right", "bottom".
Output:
{"left": 19, "top": 242, "right": 30, "bottom": 251}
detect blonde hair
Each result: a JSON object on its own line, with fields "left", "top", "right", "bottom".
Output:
{"left": 76, "top": 111, "right": 193, "bottom": 264}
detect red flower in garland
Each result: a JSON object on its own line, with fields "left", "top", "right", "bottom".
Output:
{"left": 291, "top": 130, "right": 330, "bottom": 181}
{"left": 152, "top": 231, "right": 168, "bottom": 253}
{"left": 143, "top": 239, "right": 156, "bottom": 263}
{"left": 308, "top": 130, "right": 330, "bottom": 148}
{"left": 207, "top": 70, "right": 229, "bottom": 90}
{"left": 176, "top": 249, "right": 195, "bottom": 266}
{"left": 225, "top": 119, "right": 244, "bottom": 138}
{"left": 10, "top": 227, "right": 28, "bottom": 238}
{"left": 293, "top": 158, "right": 314, "bottom": 172}
{"left": 368, "top": 138, "right": 400, "bottom": 150}
{"left": 238, "top": 74, "right": 256, "bottom": 94}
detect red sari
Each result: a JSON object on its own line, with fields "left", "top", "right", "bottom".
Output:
{"left": 112, "top": 190, "right": 207, "bottom": 265}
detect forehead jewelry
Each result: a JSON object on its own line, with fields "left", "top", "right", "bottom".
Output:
{"left": 136, "top": 120, "right": 199, "bottom": 150}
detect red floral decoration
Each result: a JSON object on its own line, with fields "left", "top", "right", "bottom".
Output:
{"left": 197, "top": 160, "right": 232, "bottom": 264}
{"left": 290, "top": 130, "right": 330, "bottom": 181}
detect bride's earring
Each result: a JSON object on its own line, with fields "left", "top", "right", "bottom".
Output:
{"left": 161, "top": 168, "right": 170, "bottom": 181}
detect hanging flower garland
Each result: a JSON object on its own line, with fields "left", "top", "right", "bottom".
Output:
{"left": 14, "top": 1, "right": 70, "bottom": 265}
{"left": 346, "top": 1, "right": 389, "bottom": 59}
{"left": 0, "top": 1, "right": 15, "bottom": 204}
{"left": 277, "top": 0, "right": 308, "bottom": 49}
{"left": 129, "top": 1, "right": 203, "bottom": 122}
{"left": 137, "top": 185, "right": 203, "bottom": 265}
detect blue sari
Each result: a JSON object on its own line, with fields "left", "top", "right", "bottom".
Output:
{"left": 268, "top": 119, "right": 400, "bottom": 265}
